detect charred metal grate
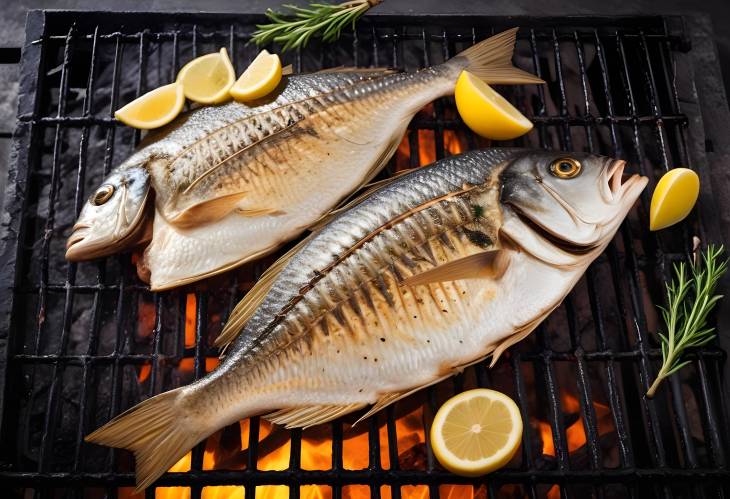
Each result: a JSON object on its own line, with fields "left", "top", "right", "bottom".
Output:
{"left": 1, "top": 10, "right": 729, "bottom": 499}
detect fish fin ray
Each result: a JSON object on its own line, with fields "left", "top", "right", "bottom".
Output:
{"left": 167, "top": 192, "right": 248, "bottom": 228}
{"left": 265, "top": 403, "right": 365, "bottom": 429}
{"left": 236, "top": 206, "right": 286, "bottom": 217}
{"left": 354, "top": 376, "right": 453, "bottom": 425}
{"left": 214, "top": 234, "right": 317, "bottom": 351}
{"left": 488, "top": 307, "right": 557, "bottom": 367}
{"left": 453, "top": 27, "right": 544, "bottom": 85}
{"left": 400, "top": 250, "right": 510, "bottom": 287}
{"left": 354, "top": 393, "right": 405, "bottom": 424}
{"left": 84, "top": 388, "right": 205, "bottom": 493}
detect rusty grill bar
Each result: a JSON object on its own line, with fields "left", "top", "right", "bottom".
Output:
{"left": 0, "top": 11, "right": 729, "bottom": 499}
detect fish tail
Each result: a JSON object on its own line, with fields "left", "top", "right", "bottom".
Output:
{"left": 85, "top": 388, "right": 207, "bottom": 493}
{"left": 450, "top": 27, "right": 544, "bottom": 84}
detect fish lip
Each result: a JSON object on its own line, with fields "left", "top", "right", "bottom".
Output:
{"left": 605, "top": 159, "right": 645, "bottom": 203}
{"left": 66, "top": 225, "right": 90, "bottom": 250}
{"left": 65, "top": 227, "right": 95, "bottom": 260}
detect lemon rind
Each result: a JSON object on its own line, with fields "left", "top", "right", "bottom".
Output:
{"left": 649, "top": 168, "right": 699, "bottom": 231}
{"left": 455, "top": 71, "right": 533, "bottom": 141}
{"left": 230, "top": 51, "right": 282, "bottom": 102}
{"left": 177, "top": 48, "right": 236, "bottom": 105}
{"left": 430, "top": 388, "right": 523, "bottom": 476}
{"left": 114, "top": 82, "right": 185, "bottom": 130}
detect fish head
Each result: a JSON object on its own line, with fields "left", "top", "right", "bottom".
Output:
{"left": 66, "top": 165, "right": 152, "bottom": 261}
{"left": 499, "top": 151, "right": 648, "bottom": 257}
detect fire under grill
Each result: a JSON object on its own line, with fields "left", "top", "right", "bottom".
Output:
{"left": 1, "top": 10, "right": 729, "bottom": 499}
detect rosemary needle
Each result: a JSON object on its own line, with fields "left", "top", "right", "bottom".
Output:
{"left": 646, "top": 244, "right": 727, "bottom": 398}
{"left": 252, "top": 0, "right": 382, "bottom": 51}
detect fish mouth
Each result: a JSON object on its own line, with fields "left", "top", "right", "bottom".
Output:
{"left": 510, "top": 205, "right": 599, "bottom": 255}
{"left": 65, "top": 224, "right": 97, "bottom": 261}
{"left": 605, "top": 159, "right": 645, "bottom": 203}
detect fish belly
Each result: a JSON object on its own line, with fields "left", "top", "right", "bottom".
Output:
{"left": 144, "top": 78, "right": 453, "bottom": 289}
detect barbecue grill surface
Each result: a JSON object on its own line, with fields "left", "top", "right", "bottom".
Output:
{"left": 1, "top": 11, "right": 729, "bottom": 499}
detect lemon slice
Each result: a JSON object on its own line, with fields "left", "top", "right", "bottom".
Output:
{"left": 114, "top": 82, "right": 185, "bottom": 130}
{"left": 230, "top": 50, "right": 282, "bottom": 101}
{"left": 650, "top": 168, "right": 699, "bottom": 231}
{"left": 454, "top": 71, "right": 533, "bottom": 141}
{"left": 177, "top": 48, "right": 236, "bottom": 104}
{"left": 430, "top": 388, "right": 522, "bottom": 477}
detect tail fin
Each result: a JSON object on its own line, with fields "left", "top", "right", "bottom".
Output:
{"left": 453, "top": 27, "right": 544, "bottom": 84}
{"left": 85, "top": 388, "right": 206, "bottom": 493}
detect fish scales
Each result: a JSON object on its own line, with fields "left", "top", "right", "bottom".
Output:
{"left": 221, "top": 150, "right": 515, "bottom": 373}
{"left": 69, "top": 29, "right": 543, "bottom": 292}
{"left": 84, "top": 145, "right": 649, "bottom": 493}
{"left": 142, "top": 70, "right": 434, "bottom": 219}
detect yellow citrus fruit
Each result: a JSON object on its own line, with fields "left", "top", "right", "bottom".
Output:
{"left": 177, "top": 48, "right": 236, "bottom": 104}
{"left": 454, "top": 71, "right": 533, "bottom": 141}
{"left": 230, "top": 50, "right": 282, "bottom": 101}
{"left": 430, "top": 388, "right": 522, "bottom": 477}
{"left": 114, "top": 82, "right": 185, "bottom": 130}
{"left": 650, "top": 168, "right": 700, "bottom": 231}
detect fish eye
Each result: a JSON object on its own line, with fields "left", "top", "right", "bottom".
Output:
{"left": 549, "top": 158, "right": 582, "bottom": 179}
{"left": 91, "top": 184, "right": 115, "bottom": 205}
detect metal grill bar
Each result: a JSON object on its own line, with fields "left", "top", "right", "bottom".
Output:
{"left": 1, "top": 11, "right": 729, "bottom": 499}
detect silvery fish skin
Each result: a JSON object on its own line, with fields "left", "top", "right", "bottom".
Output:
{"left": 65, "top": 29, "right": 542, "bottom": 290}
{"left": 85, "top": 149, "right": 647, "bottom": 491}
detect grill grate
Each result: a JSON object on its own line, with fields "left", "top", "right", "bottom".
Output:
{"left": 1, "top": 11, "right": 729, "bottom": 499}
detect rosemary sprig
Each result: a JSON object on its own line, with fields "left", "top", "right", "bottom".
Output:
{"left": 252, "top": 0, "right": 382, "bottom": 51}
{"left": 646, "top": 244, "right": 728, "bottom": 398}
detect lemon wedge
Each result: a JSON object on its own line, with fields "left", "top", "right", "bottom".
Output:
{"left": 114, "top": 82, "right": 185, "bottom": 130}
{"left": 650, "top": 168, "right": 700, "bottom": 231}
{"left": 454, "top": 71, "right": 533, "bottom": 140}
{"left": 430, "top": 388, "right": 522, "bottom": 477}
{"left": 177, "top": 48, "right": 236, "bottom": 104}
{"left": 230, "top": 50, "right": 282, "bottom": 101}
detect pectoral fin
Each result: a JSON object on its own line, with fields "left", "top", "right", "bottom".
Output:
{"left": 400, "top": 250, "right": 510, "bottom": 288}
{"left": 168, "top": 192, "right": 248, "bottom": 228}
{"left": 236, "top": 207, "right": 286, "bottom": 217}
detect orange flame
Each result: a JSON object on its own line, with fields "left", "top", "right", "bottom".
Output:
{"left": 396, "top": 129, "right": 467, "bottom": 170}
{"left": 537, "top": 393, "right": 612, "bottom": 457}
{"left": 185, "top": 293, "right": 196, "bottom": 348}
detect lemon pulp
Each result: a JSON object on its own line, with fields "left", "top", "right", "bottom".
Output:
{"left": 114, "top": 82, "right": 185, "bottom": 129}
{"left": 430, "top": 388, "right": 522, "bottom": 477}
{"left": 454, "top": 71, "right": 533, "bottom": 141}
{"left": 230, "top": 50, "right": 283, "bottom": 101}
{"left": 650, "top": 168, "right": 699, "bottom": 231}
{"left": 177, "top": 48, "right": 236, "bottom": 104}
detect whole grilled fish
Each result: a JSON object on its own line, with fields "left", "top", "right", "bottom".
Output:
{"left": 65, "top": 28, "right": 542, "bottom": 290}
{"left": 86, "top": 149, "right": 647, "bottom": 491}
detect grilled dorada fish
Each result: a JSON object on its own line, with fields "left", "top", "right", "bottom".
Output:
{"left": 65, "top": 28, "right": 542, "bottom": 290}
{"left": 85, "top": 149, "right": 647, "bottom": 491}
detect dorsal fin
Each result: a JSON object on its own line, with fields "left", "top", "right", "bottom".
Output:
{"left": 214, "top": 233, "right": 316, "bottom": 351}
{"left": 315, "top": 66, "right": 400, "bottom": 75}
